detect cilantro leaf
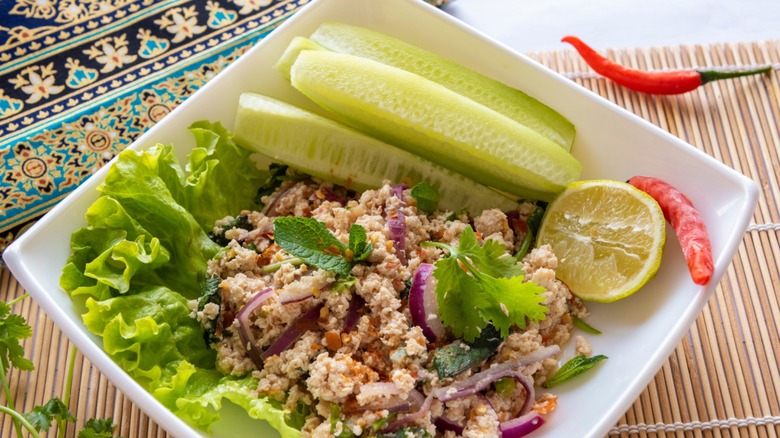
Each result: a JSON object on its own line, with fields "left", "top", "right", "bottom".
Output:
{"left": 478, "top": 275, "right": 547, "bottom": 337}
{"left": 425, "top": 226, "right": 547, "bottom": 342}
{"left": 456, "top": 227, "right": 525, "bottom": 279}
{"left": 347, "top": 224, "right": 372, "bottom": 262}
{"left": 23, "top": 398, "right": 76, "bottom": 432}
{"left": 0, "top": 301, "right": 34, "bottom": 372}
{"left": 410, "top": 182, "right": 440, "bottom": 213}
{"left": 78, "top": 418, "right": 119, "bottom": 438}
{"left": 543, "top": 354, "right": 608, "bottom": 388}
{"left": 432, "top": 255, "right": 490, "bottom": 341}
{"left": 273, "top": 217, "right": 351, "bottom": 276}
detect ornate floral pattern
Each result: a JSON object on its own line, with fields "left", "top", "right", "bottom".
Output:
{"left": 0, "top": 0, "right": 307, "bottom": 254}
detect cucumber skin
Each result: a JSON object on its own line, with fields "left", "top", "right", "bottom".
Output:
{"left": 290, "top": 50, "right": 582, "bottom": 202}
{"left": 233, "top": 93, "right": 520, "bottom": 214}
{"left": 309, "top": 22, "right": 575, "bottom": 151}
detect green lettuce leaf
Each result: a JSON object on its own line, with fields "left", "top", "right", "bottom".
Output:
{"left": 61, "top": 121, "right": 296, "bottom": 435}
{"left": 97, "top": 144, "right": 220, "bottom": 298}
{"left": 152, "top": 361, "right": 299, "bottom": 436}
{"left": 60, "top": 197, "right": 170, "bottom": 302}
{"left": 82, "top": 287, "right": 215, "bottom": 382}
{"left": 185, "top": 121, "right": 267, "bottom": 231}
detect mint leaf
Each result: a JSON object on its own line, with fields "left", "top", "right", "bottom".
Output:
{"left": 273, "top": 217, "right": 351, "bottom": 276}
{"left": 0, "top": 301, "right": 34, "bottom": 372}
{"left": 543, "top": 354, "right": 608, "bottom": 388}
{"left": 78, "top": 418, "right": 119, "bottom": 438}
{"left": 23, "top": 398, "right": 76, "bottom": 432}
{"left": 347, "top": 224, "right": 372, "bottom": 262}
{"left": 410, "top": 182, "right": 440, "bottom": 213}
{"left": 432, "top": 324, "right": 501, "bottom": 379}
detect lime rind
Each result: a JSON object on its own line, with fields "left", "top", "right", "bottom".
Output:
{"left": 289, "top": 50, "right": 582, "bottom": 202}
{"left": 309, "top": 22, "right": 576, "bottom": 151}
{"left": 233, "top": 92, "right": 520, "bottom": 214}
{"left": 536, "top": 180, "right": 666, "bottom": 302}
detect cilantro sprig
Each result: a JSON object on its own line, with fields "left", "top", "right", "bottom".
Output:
{"left": 423, "top": 227, "right": 548, "bottom": 342}
{"left": 1, "top": 295, "right": 121, "bottom": 438}
{"left": 273, "top": 217, "right": 372, "bottom": 276}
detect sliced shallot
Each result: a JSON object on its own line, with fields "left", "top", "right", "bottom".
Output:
{"left": 236, "top": 287, "right": 275, "bottom": 368}
{"left": 342, "top": 294, "right": 366, "bottom": 333}
{"left": 409, "top": 263, "right": 446, "bottom": 342}
{"left": 260, "top": 302, "right": 323, "bottom": 361}
{"left": 383, "top": 345, "right": 560, "bottom": 432}
{"left": 499, "top": 411, "right": 545, "bottom": 438}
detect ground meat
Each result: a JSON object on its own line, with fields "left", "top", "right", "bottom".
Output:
{"left": 306, "top": 352, "right": 379, "bottom": 403}
{"left": 199, "top": 180, "right": 593, "bottom": 436}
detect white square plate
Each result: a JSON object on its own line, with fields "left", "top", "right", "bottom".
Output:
{"left": 3, "top": 0, "right": 758, "bottom": 437}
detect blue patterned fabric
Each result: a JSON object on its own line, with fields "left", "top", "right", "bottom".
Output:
{"left": 0, "top": 0, "right": 311, "bottom": 254}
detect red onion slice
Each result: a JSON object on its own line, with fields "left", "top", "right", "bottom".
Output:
{"left": 387, "top": 184, "right": 407, "bottom": 266}
{"left": 434, "top": 416, "right": 465, "bottom": 435}
{"left": 260, "top": 302, "right": 323, "bottom": 361}
{"left": 342, "top": 294, "right": 366, "bottom": 333}
{"left": 262, "top": 182, "right": 295, "bottom": 217}
{"left": 236, "top": 287, "right": 275, "bottom": 368}
{"left": 499, "top": 411, "right": 545, "bottom": 438}
{"left": 380, "top": 340, "right": 559, "bottom": 433}
{"left": 409, "top": 263, "right": 446, "bottom": 342}
{"left": 383, "top": 393, "right": 434, "bottom": 432}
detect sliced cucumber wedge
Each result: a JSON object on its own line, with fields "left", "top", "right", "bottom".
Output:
{"left": 289, "top": 50, "right": 582, "bottom": 201}
{"left": 233, "top": 92, "right": 521, "bottom": 214}
{"left": 309, "top": 22, "right": 576, "bottom": 151}
{"left": 275, "top": 36, "right": 327, "bottom": 81}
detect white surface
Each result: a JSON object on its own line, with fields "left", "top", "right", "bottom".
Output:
{"left": 2, "top": 0, "right": 759, "bottom": 437}
{"left": 447, "top": 0, "right": 780, "bottom": 53}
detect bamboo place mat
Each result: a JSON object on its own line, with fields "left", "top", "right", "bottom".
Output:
{"left": 2, "top": 40, "right": 780, "bottom": 437}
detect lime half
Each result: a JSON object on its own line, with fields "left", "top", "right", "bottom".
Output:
{"left": 536, "top": 180, "right": 666, "bottom": 302}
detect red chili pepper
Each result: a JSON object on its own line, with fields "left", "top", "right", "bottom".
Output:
{"left": 628, "top": 176, "right": 713, "bottom": 286}
{"left": 562, "top": 36, "right": 771, "bottom": 95}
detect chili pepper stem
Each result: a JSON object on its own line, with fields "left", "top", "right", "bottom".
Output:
{"left": 698, "top": 65, "right": 772, "bottom": 84}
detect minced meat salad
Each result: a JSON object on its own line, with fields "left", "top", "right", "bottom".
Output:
{"left": 190, "top": 171, "right": 591, "bottom": 438}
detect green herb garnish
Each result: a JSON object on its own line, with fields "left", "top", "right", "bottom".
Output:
{"left": 23, "top": 398, "right": 76, "bottom": 433}
{"left": 208, "top": 214, "right": 253, "bottom": 246}
{"left": 432, "top": 324, "right": 502, "bottom": 379}
{"left": 1, "top": 297, "right": 121, "bottom": 438}
{"left": 77, "top": 418, "right": 120, "bottom": 438}
{"left": 572, "top": 316, "right": 602, "bottom": 334}
{"left": 543, "top": 354, "right": 608, "bottom": 388}
{"left": 423, "top": 227, "right": 547, "bottom": 341}
{"left": 198, "top": 277, "right": 222, "bottom": 345}
{"left": 254, "top": 163, "right": 308, "bottom": 205}
{"left": 273, "top": 217, "right": 372, "bottom": 276}
{"left": 410, "top": 182, "right": 441, "bottom": 213}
